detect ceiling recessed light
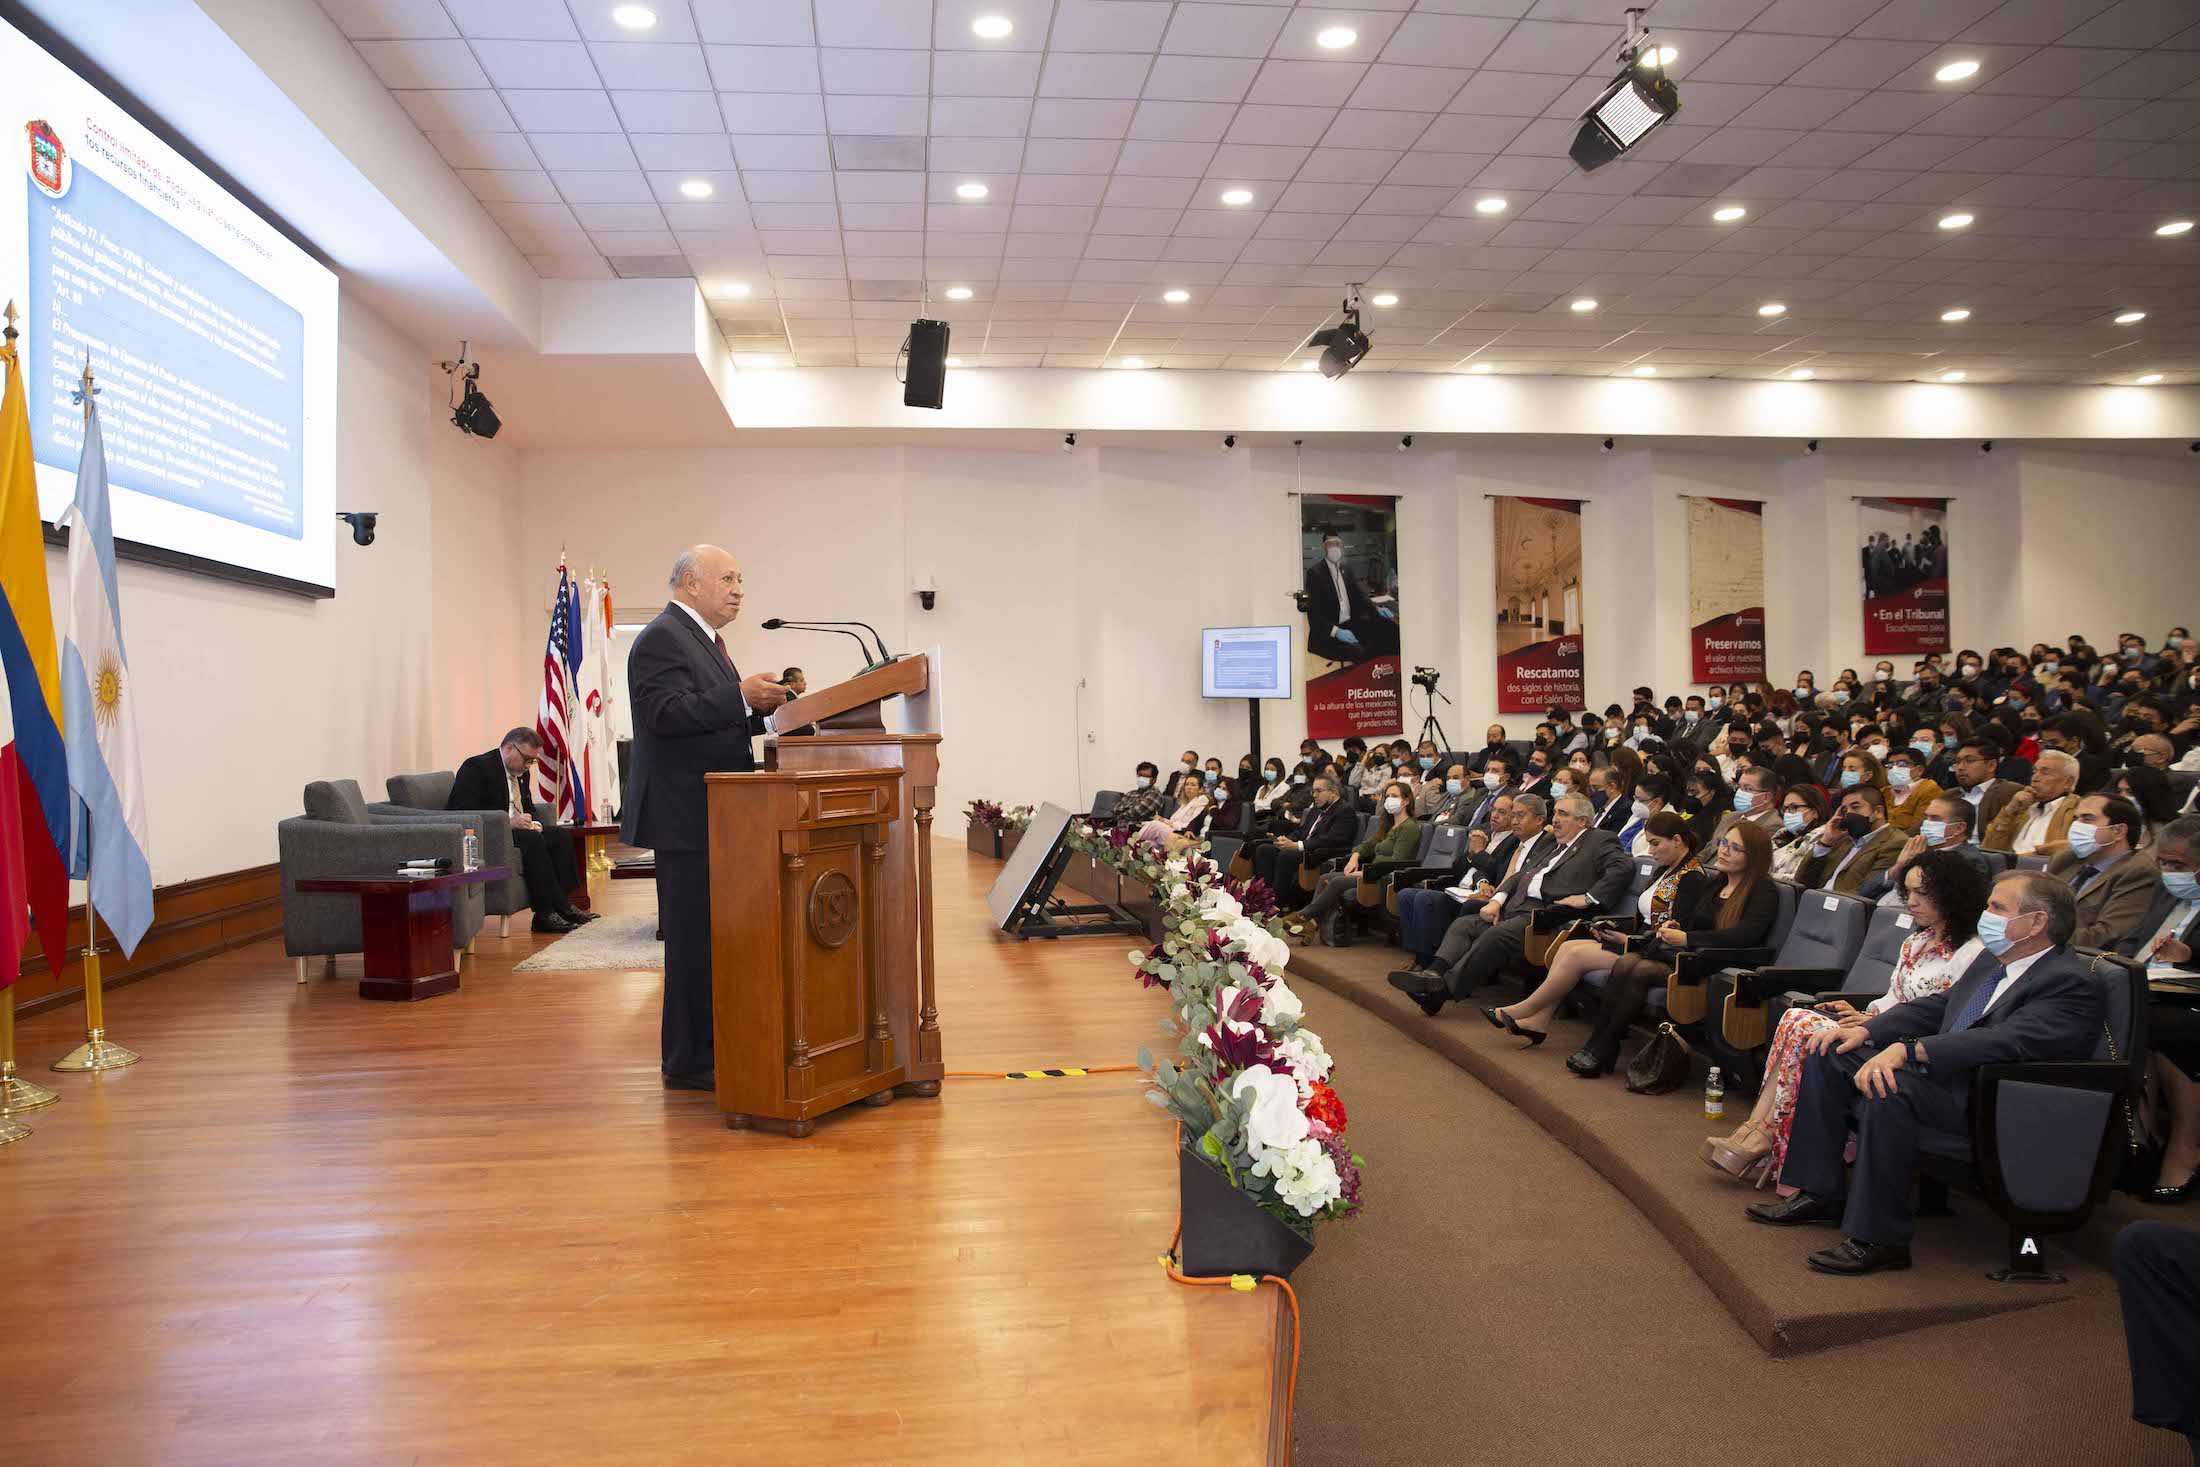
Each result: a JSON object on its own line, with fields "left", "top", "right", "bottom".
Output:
{"left": 610, "top": 4, "right": 656, "bottom": 30}
{"left": 970, "top": 15, "right": 1013, "bottom": 40}
{"left": 678, "top": 178, "right": 713, "bottom": 199}
{"left": 1632, "top": 365, "right": 1657, "bottom": 376}
{"left": 1468, "top": 362, "right": 1493, "bottom": 373}
{"left": 1637, "top": 45, "right": 1677, "bottom": 67}
{"left": 1937, "top": 212, "right": 1972, "bottom": 230}
{"left": 716, "top": 281, "right": 751, "bottom": 298}
{"left": 1220, "top": 187, "right": 1254, "bottom": 207}
{"left": 2115, "top": 310, "right": 2146, "bottom": 324}
{"left": 1118, "top": 357, "right": 1145, "bottom": 369}
{"left": 1570, "top": 298, "right": 1597, "bottom": 312}
{"left": 1163, "top": 288, "right": 1190, "bottom": 303}
{"left": 1789, "top": 369, "right": 1814, "bottom": 380}
{"left": 1757, "top": 302, "right": 1786, "bottom": 317}
{"left": 945, "top": 357, "right": 963, "bottom": 367}
{"left": 1315, "top": 25, "right": 1357, "bottom": 49}
{"left": 944, "top": 286, "right": 973, "bottom": 300}
{"left": 955, "top": 181, "right": 989, "bottom": 199}
{"left": 1939, "top": 371, "right": 1965, "bottom": 383}
{"left": 1370, "top": 292, "right": 1398, "bottom": 307}
{"left": 2157, "top": 220, "right": 2193, "bottom": 237}
{"left": 1712, "top": 205, "right": 1746, "bottom": 223}
{"left": 1474, "top": 196, "right": 1508, "bottom": 215}
{"left": 1934, "top": 59, "right": 1980, "bottom": 83}
{"left": 1940, "top": 308, "right": 1970, "bottom": 322}
{"left": 2136, "top": 373, "right": 2163, "bottom": 385}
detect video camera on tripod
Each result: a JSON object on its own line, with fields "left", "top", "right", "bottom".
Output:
{"left": 1411, "top": 667, "right": 1450, "bottom": 748}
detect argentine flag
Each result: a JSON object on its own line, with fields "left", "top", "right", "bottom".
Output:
{"left": 60, "top": 400, "right": 152, "bottom": 955}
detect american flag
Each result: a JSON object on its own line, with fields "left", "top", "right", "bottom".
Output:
{"left": 534, "top": 561, "right": 582, "bottom": 822}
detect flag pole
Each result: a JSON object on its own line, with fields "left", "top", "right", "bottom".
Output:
{"left": 1, "top": 984, "right": 58, "bottom": 1146}
{"left": 49, "top": 360, "right": 137, "bottom": 1074}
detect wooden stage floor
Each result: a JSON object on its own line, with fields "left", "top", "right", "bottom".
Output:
{"left": 2, "top": 841, "right": 1284, "bottom": 1466}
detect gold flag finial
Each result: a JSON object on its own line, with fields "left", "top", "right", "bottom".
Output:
{"left": 2, "top": 299, "right": 17, "bottom": 345}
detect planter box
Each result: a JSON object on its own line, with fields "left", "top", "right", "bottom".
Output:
{"left": 1000, "top": 828, "right": 1023, "bottom": 863}
{"left": 1177, "top": 1140, "right": 1314, "bottom": 1280}
{"left": 966, "top": 822, "right": 1003, "bottom": 859}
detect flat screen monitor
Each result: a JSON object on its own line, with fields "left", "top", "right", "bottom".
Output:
{"left": 986, "top": 802, "right": 1074, "bottom": 932}
{"left": 1201, "top": 625, "right": 1291, "bottom": 700}
{"left": 1, "top": 13, "right": 340, "bottom": 596}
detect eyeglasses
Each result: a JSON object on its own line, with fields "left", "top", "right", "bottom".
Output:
{"left": 1715, "top": 840, "right": 1745, "bottom": 855}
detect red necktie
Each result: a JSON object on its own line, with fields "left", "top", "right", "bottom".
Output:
{"left": 713, "top": 632, "right": 735, "bottom": 674}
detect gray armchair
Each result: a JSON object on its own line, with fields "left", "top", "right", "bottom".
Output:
{"left": 278, "top": 779, "right": 485, "bottom": 981}
{"left": 375, "top": 770, "right": 551, "bottom": 935}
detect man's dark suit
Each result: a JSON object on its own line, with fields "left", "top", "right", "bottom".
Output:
{"left": 1785, "top": 944, "right": 2104, "bottom": 1246}
{"left": 1301, "top": 559, "right": 1399, "bottom": 663}
{"left": 1253, "top": 798, "right": 1357, "bottom": 905}
{"left": 1392, "top": 828, "right": 1526, "bottom": 966}
{"left": 1591, "top": 795, "right": 1630, "bottom": 837}
{"left": 447, "top": 749, "right": 579, "bottom": 918}
{"left": 620, "top": 601, "right": 768, "bottom": 1080}
{"left": 1433, "top": 827, "right": 1633, "bottom": 997}
{"left": 2114, "top": 883, "right": 2200, "bottom": 969}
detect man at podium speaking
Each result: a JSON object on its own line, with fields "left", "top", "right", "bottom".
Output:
{"left": 621, "top": 545, "right": 793, "bottom": 1092}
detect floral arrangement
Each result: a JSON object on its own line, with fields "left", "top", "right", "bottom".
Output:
{"left": 964, "top": 799, "right": 1034, "bottom": 832}
{"left": 1067, "top": 822, "right": 1365, "bottom": 1237}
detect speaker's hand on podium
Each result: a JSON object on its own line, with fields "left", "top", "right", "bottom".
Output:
{"left": 742, "top": 672, "right": 795, "bottom": 710}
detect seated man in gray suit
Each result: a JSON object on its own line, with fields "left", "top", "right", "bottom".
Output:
{"left": 1748, "top": 872, "right": 2103, "bottom": 1275}
{"left": 1388, "top": 791, "right": 1633, "bottom": 1016}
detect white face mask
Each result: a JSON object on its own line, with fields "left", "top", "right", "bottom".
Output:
{"left": 1383, "top": 796, "right": 1404, "bottom": 815}
{"left": 1484, "top": 770, "right": 1503, "bottom": 790}
{"left": 1325, "top": 545, "right": 1343, "bottom": 565}
{"left": 1136, "top": 776, "right": 1153, "bottom": 789}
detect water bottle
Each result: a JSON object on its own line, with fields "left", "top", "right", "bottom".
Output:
{"left": 1704, "top": 1066, "right": 1725, "bottom": 1121}
{"left": 463, "top": 827, "right": 480, "bottom": 872}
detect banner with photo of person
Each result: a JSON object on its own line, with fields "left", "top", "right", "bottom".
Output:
{"left": 1685, "top": 497, "right": 1766, "bottom": 683}
{"left": 1493, "top": 497, "right": 1585, "bottom": 713}
{"left": 1858, "top": 497, "right": 1950, "bottom": 655}
{"left": 1298, "top": 493, "right": 1402, "bottom": 739}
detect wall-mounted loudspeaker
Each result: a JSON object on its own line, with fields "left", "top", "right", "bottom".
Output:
{"left": 903, "top": 319, "right": 950, "bottom": 410}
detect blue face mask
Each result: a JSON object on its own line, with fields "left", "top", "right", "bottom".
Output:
{"left": 1976, "top": 910, "right": 2017, "bottom": 956}
{"left": 1919, "top": 819, "right": 1948, "bottom": 845}
{"left": 1889, "top": 766, "right": 1913, "bottom": 790}
{"left": 1783, "top": 809, "right": 1809, "bottom": 834}
{"left": 1731, "top": 789, "right": 1755, "bottom": 813}
{"left": 1204, "top": 770, "right": 1220, "bottom": 785}
{"left": 1912, "top": 738, "right": 1935, "bottom": 757}
{"left": 1419, "top": 756, "right": 1436, "bottom": 770}
{"left": 1445, "top": 778, "right": 1463, "bottom": 795}
{"left": 1839, "top": 769, "right": 1863, "bottom": 788}
{"left": 2067, "top": 822, "right": 2101, "bottom": 858}
{"left": 2007, "top": 697, "right": 2025, "bottom": 712}
{"left": 2165, "top": 871, "right": 2199, "bottom": 902}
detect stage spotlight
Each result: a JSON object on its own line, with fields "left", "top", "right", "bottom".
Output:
{"left": 1600, "top": 437, "right": 1614, "bottom": 453}
{"left": 1398, "top": 434, "right": 1413, "bottom": 451}
{"left": 337, "top": 511, "right": 378, "bottom": 547}
{"left": 1062, "top": 432, "right": 1076, "bottom": 452}
{"left": 1570, "top": 16, "right": 1679, "bottom": 174}
{"left": 438, "top": 340, "right": 501, "bottom": 438}
{"left": 1222, "top": 434, "right": 1236, "bottom": 452}
{"left": 1306, "top": 288, "right": 1370, "bottom": 378}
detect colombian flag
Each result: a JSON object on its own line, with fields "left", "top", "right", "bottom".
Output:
{"left": 0, "top": 334, "right": 73, "bottom": 982}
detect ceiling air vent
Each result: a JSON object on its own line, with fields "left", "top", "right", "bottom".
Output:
{"left": 832, "top": 135, "right": 926, "bottom": 171}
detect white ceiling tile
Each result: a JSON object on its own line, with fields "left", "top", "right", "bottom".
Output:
{"left": 694, "top": 0, "right": 812, "bottom": 45}
{"left": 1348, "top": 65, "right": 1472, "bottom": 112}
{"left": 396, "top": 89, "right": 516, "bottom": 131}
{"left": 930, "top": 138, "right": 1025, "bottom": 170}
{"left": 1227, "top": 105, "right": 1338, "bottom": 146}
{"left": 425, "top": 130, "right": 539, "bottom": 169}
{"left": 820, "top": 48, "right": 931, "bottom": 95}
{"left": 704, "top": 46, "right": 820, "bottom": 90}
{"left": 1161, "top": 3, "right": 1290, "bottom": 58}
{"left": 1384, "top": 151, "right": 1492, "bottom": 186}
{"left": 2063, "top": 0, "right": 2195, "bottom": 48}
{"left": 719, "top": 93, "right": 829, "bottom": 133}
{"left": 442, "top": 0, "right": 578, "bottom": 38}
{"left": 751, "top": 202, "right": 841, "bottom": 229}
{"left": 1022, "top": 138, "right": 1125, "bottom": 174}
{"left": 1726, "top": 87, "right": 1871, "bottom": 130}
{"left": 1787, "top": 38, "right": 1939, "bottom": 89}
{"left": 1419, "top": 114, "right": 1530, "bottom": 152}
{"left": 1281, "top": 179, "right": 1373, "bottom": 212}
{"left": 838, "top": 170, "right": 922, "bottom": 202}
{"left": 630, "top": 133, "right": 737, "bottom": 169}
{"left": 759, "top": 228, "right": 844, "bottom": 254}
{"left": 813, "top": 0, "right": 931, "bottom": 49}
{"left": 354, "top": 39, "right": 490, "bottom": 89}
{"left": 574, "top": 199, "right": 667, "bottom": 227}
{"left": 1482, "top": 20, "right": 1619, "bottom": 74}
{"left": 1129, "top": 101, "right": 1239, "bottom": 142}
{"left": 1249, "top": 60, "right": 1369, "bottom": 109}
{"left": 1212, "top": 143, "right": 1319, "bottom": 179}
{"left": 1050, "top": 0, "right": 1174, "bottom": 52}
{"left": 1689, "top": 32, "right": 1838, "bottom": 83}
{"left": 744, "top": 171, "right": 836, "bottom": 202}
{"left": 1271, "top": 10, "right": 1406, "bottom": 61}
{"left": 1144, "top": 56, "right": 1261, "bottom": 104}
{"left": 458, "top": 168, "right": 559, "bottom": 202}
{"left": 933, "top": 98, "right": 1034, "bottom": 135}
{"left": 1378, "top": 13, "right": 1514, "bottom": 69}
{"left": 661, "top": 200, "right": 754, "bottom": 229}
{"left": 526, "top": 132, "right": 640, "bottom": 170}
{"left": 503, "top": 89, "right": 622, "bottom": 131}
{"left": 650, "top": 170, "right": 746, "bottom": 203}
{"left": 1117, "top": 140, "right": 1220, "bottom": 176}
{"left": 1322, "top": 110, "right": 1437, "bottom": 149}
{"left": 321, "top": 0, "right": 455, "bottom": 39}
{"left": 1445, "top": 71, "right": 1573, "bottom": 116}
{"left": 484, "top": 199, "right": 579, "bottom": 231}
{"left": 933, "top": 51, "right": 1044, "bottom": 96}
{"left": 731, "top": 134, "right": 835, "bottom": 169}
{"left": 610, "top": 91, "right": 725, "bottom": 131}
{"left": 588, "top": 42, "right": 713, "bottom": 89}
{"left": 825, "top": 94, "right": 930, "bottom": 135}
{"left": 1746, "top": 0, "right": 1890, "bottom": 35}
{"left": 1039, "top": 53, "right": 1155, "bottom": 98}
{"left": 551, "top": 169, "right": 655, "bottom": 203}
{"left": 1104, "top": 175, "right": 1199, "bottom": 208}
{"left": 471, "top": 39, "right": 601, "bottom": 89}
{"left": 1978, "top": 45, "right": 2137, "bottom": 96}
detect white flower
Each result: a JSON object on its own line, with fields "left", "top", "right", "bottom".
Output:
{"left": 1253, "top": 1137, "right": 1341, "bottom": 1217}
{"left": 1276, "top": 1030, "right": 1332, "bottom": 1096}
{"left": 1231, "top": 1064, "right": 1310, "bottom": 1156}
{"left": 1199, "top": 887, "right": 1244, "bottom": 923}
{"left": 1259, "top": 977, "right": 1305, "bottom": 1029}
{"left": 1225, "top": 918, "right": 1290, "bottom": 974}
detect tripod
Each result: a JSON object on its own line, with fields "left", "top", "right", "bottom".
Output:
{"left": 1414, "top": 681, "right": 1451, "bottom": 751}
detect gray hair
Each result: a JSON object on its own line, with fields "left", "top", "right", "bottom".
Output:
{"left": 2002, "top": 871, "right": 2077, "bottom": 948}
{"left": 1512, "top": 793, "right": 1548, "bottom": 822}
{"left": 1555, "top": 792, "right": 1593, "bottom": 822}
{"left": 2160, "top": 815, "right": 2200, "bottom": 856}
{"left": 2034, "top": 749, "right": 2079, "bottom": 780}
{"left": 668, "top": 549, "right": 698, "bottom": 591}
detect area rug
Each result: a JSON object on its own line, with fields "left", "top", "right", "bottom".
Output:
{"left": 512, "top": 914, "right": 663, "bottom": 972}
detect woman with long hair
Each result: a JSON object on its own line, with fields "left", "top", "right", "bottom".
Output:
{"left": 1769, "top": 784, "right": 1831, "bottom": 882}
{"left": 1704, "top": 849, "right": 1989, "bottom": 1186}
{"left": 1566, "top": 819, "right": 1780, "bottom": 1079}
{"left": 1482, "top": 813, "right": 1704, "bottom": 1046}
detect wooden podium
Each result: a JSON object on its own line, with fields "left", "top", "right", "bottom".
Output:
{"left": 706, "top": 657, "right": 943, "bottom": 1135}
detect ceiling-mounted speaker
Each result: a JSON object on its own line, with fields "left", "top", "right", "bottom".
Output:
{"left": 903, "top": 319, "right": 949, "bottom": 410}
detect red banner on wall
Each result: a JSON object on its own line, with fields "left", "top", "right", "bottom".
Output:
{"left": 1300, "top": 492, "right": 1402, "bottom": 739}
{"left": 1859, "top": 497, "right": 1949, "bottom": 656}
{"left": 1307, "top": 655, "right": 1403, "bottom": 739}
{"left": 1685, "top": 497, "right": 1766, "bottom": 682}
{"left": 1494, "top": 498, "right": 1585, "bottom": 713}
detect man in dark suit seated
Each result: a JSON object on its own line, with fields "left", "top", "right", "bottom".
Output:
{"left": 1301, "top": 534, "right": 1398, "bottom": 664}
{"left": 447, "top": 728, "right": 595, "bottom": 934}
{"left": 1253, "top": 773, "right": 1356, "bottom": 911}
{"left": 1749, "top": 872, "right": 2103, "bottom": 1275}
{"left": 1388, "top": 792, "right": 1632, "bottom": 1015}
{"left": 1390, "top": 793, "right": 1525, "bottom": 974}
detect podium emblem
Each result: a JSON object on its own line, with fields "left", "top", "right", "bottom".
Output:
{"left": 807, "top": 870, "right": 859, "bottom": 949}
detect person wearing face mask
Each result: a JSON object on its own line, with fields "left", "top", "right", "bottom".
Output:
{"left": 2042, "top": 794, "right": 2158, "bottom": 948}
{"left": 1298, "top": 780, "right": 1423, "bottom": 941}
{"left": 1108, "top": 761, "right": 1169, "bottom": 827}
{"left": 1252, "top": 759, "right": 1292, "bottom": 816}
{"left": 1464, "top": 754, "right": 1519, "bottom": 835}
{"left": 1622, "top": 774, "right": 1679, "bottom": 855}
{"left": 1879, "top": 747, "right": 1943, "bottom": 833}
{"left": 1860, "top": 796, "right": 1989, "bottom": 906}
{"left": 1255, "top": 773, "right": 1358, "bottom": 908}
{"left": 1516, "top": 749, "right": 1556, "bottom": 803}
{"left": 1301, "top": 533, "right": 1398, "bottom": 664}
{"left": 1712, "top": 766, "right": 1784, "bottom": 847}
{"left": 1769, "top": 786, "right": 1833, "bottom": 883}
{"left": 1586, "top": 767, "right": 1631, "bottom": 836}
{"left": 1984, "top": 748, "right": 2081, "bottom": 857}
{"left": 1797, "top": 784, "right": 1907, "bottom": 897}
{"left": 1424, "top": 763, "right": 1472, "bottom": 824}
{"left": 1752, "top": 873, "right": 2101, "bottom": 1276}
{"left": 2112, "top": 817, "right": 2200, "bottom": 1204}
{"left": 1392, "top": 794, "right": 1524, "bottom": 976}
{"left": 1469, "top": 724, "right": 1512, "bottom": 774}
{"left": 1157, "top": 771, "right": 1217, "bottom": 852}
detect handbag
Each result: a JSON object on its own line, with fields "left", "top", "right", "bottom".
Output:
{"left": 1624, "top": 1021, "right": 1695, "bottom": 1095}
{"left": 2100, "top": 1006, "right": 2164, "bottom": 1194}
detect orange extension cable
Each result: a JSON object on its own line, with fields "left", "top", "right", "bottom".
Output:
{"left": 941, "top": 1063, "right": 1143, "bottom": 1078}
{"left": 1157, "top": 1125, "right": 1303, "bottom": 1467}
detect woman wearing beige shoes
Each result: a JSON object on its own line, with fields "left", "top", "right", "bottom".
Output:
{"left": 1702, "top": 848, "right": 1991, "bottom": 1187}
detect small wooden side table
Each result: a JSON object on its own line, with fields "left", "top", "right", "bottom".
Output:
{"left": 562, "top": 822, "right": 622, "bottom": 911}
{"left": 295, "top": 867, "right": 510, "bottom": 1001}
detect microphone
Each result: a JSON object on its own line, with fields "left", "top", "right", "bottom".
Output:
{"left": 761, "top": 618, "right": 876, "bottom": 668}
{"left": 769, "top": 618, "right": 892, "bottom": 665}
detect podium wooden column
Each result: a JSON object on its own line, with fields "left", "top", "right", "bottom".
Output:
{"left": 706, "top": 657, "right": 944, "bottom": 1135}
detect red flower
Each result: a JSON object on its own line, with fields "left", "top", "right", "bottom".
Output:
{"left": 1305, "top": 1082, "right": 1347, "bottom": 1133}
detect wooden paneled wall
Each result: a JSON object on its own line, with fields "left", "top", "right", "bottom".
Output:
{"left": 12, "top": 865, "right": 281, "bottom": 1017}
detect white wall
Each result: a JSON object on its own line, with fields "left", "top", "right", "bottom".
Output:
{"left": 79, "top": 293, "right": 527, "bottom": 886}
{"left": 520, "top": 437, "right": 2195, "bottom": 814}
